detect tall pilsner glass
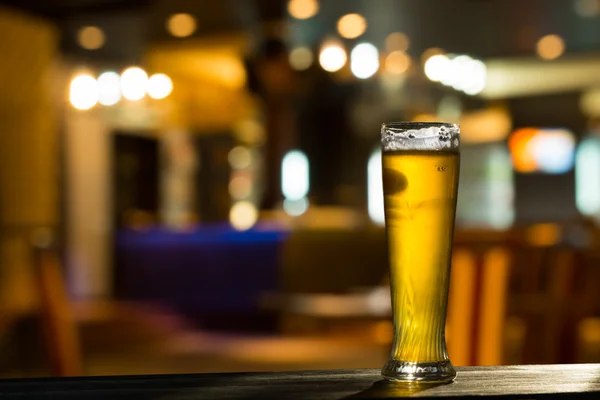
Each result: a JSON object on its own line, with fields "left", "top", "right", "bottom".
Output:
{"left": 380, "top": 122, "right": 459, "bottom": 383}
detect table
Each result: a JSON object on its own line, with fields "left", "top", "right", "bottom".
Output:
{"left": 0, "top": 364, "right": 599, "bottom": 399}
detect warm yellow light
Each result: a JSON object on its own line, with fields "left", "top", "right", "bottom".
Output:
{"left": 350, "top": 43, "right": 379, "bottom": 79}
{"left": 319, "top": 41, "right": 347, "bottom": 72}
{"left": 147, "top": 73, "right": 173, "bottom": 99}
{"left": 289, "top": 47, "right": 313, "bottom": 71}
{"left": 337, "top": 13, "right": 367, "bottom": 39}
{"left": 459, "top": 108, "right": 512, "bottom": 143}
{"left": 424, "top": 54, "right": 450, "bottom": 82}
{"left": 229, "top": 176, "right": 253, "bottom": 200}
{"left": 525, "top": 223, "right": 561, "bottom": 247}
{"left": 229, "top": 201, "right": 258, "bottom": 231}
{"left": 167, "top": 13, "right": 197, "bottom": 38}
{"left": 536, "top": 34, "right": 565, "bottom": 60}
{"left": 385, "top": 32, "right": 409, "bottom": 52}
{"left": 384, "top": 51, "right": 411, "bottom": 75}
{"left": 78, "top": 26, "right": 105, "bottom": 50}
{"left": 228, "top": 146, "right": 252, "bottom": 170}
{"left": 288, "top": 0, "right": 319, "bottom": 19}
{"left": 421, "top": 47, "right": 445, "bottom": 64}
{"left": 69, "top": 74, "right": 98, "bottom": 110}
{"left": 121, "top": 67, "right": 148, "bottom": 101}
{"left": 97, "top": 71, "right": 121, "bottom": 106}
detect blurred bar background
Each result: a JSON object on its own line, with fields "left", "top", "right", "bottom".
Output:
{"left": 0, "top": 0, "right": 599, "bottom": 377}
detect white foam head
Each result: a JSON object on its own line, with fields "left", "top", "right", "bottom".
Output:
{"left": 381, "top": 122, "right": 460, "bottom": 152}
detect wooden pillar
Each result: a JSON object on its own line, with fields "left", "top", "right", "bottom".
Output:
{"left": 0, "top": 7, "right": 59, "bottom": 315}
{"left": 64, "top": 110, "right": 112, "bottom": 299}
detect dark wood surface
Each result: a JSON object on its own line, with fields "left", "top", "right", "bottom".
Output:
{"left": 0, "top": 364, "right": 599, "bottom": 399}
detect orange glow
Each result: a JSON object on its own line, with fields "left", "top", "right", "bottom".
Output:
{"left": 509, "top": 127, "right": 575, "bottom": 173}
{"left": 78, "top": 26, "right": 105, "bottom": 50}
{"left": 384, "top": 51, "right": 411, "bottom": 75}
{"left": 508, "top": 128, "right": 538, "bottom": 172}
{"left": 385, "top": 32, "right": 409, "bottom": 52}
{"left": 525, "top": 223, "right": 561, "bottom": 246}
{"left": 459, "top": 108, "right": 512, "bottom": 143}
{"left": 167, "top": 14, "right": 197, "bottom": 38}
{"left": 579, "top": 318, "right": 600, "bottom": 344}
{"left": 536, "top": 34, "right": 565, "bottom": 60}
{"left": 372, "top": 321, "right": 393, "bottom": 345}
{"left": 337, "top": 13, "right": 367, "bottom": 39}
{"left": 288, "top": 0, "right": 319, "bottom": 20}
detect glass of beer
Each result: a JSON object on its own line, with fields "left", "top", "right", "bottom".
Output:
{"left": 380, "top": 122, "right": 459, "bottom": 383}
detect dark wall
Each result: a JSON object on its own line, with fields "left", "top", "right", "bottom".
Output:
{"left": 112, "top": 133, "right": 159, "bottom": 227}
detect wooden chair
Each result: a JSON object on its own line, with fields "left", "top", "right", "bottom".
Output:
{"left": 506, "top": 224, "right": 598, "bottom": 364}
{"left": 279, "top": 227, "right": 515, "bottom": 367}
{"left": 31, "top": 230, "right": 82, "bottom": 376}
{"left": 30, "top": 228, "right": 189, "bottom": 377}
{"left": 447, "top": 229, "right": 513, "bottom": 366}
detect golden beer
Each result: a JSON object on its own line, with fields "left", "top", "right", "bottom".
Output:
{"left": 380, "top": 123, "right": 459, "bottom": 382}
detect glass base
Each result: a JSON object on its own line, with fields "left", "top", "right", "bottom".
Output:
{"left": 381, "top": 359, "right": 456, "bottom": 383}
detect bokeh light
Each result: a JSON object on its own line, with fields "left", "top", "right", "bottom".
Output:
{"left": 530, "top": 129, "right": 575, "bottom": 173}
{"left": 319, "top": 41, "right": 347, "bottom": 72}
{"left": 508, "top": 128, "right": 538, "bottom": 173}
{"left": 289, "top": 47, "right": 314, "bottom": 71}
{"left": 283, "top": 197, "right": 309, "bottom": 217}
{"left": 121, "top": 67, "right": 148, "bottom": 101}
{"left": 446, "top": 56, "right": 486, "bottom": 95}
{"left": 350, "top": 42, "right": 379, "bottom": 79}
{"left": 385, "top": 32, "right": 409, "bottom": 52}
{"left": 421, "top": 47, "right": 445, "bottom": 65}
{"left": 461, "top": 59, "right": 487, "bottom": 95}
{"left": 167, "top": 13, "right": 197, "bottom": 38}
{"left": 229, "top": 201, "right": 258, "bottom": 231}
{"left": 147, "top": 73, "right": 173, "bottom": 99}
{"left": 576, "top": 137, "right": 600, "bottom": 216}
{"left": 77, "top": 26, "right": 105, "bottom": 50}
{"left": 337, "top": 13, "right": 367, "bottom": 39}
{"left": 425, "top": 54, "right": 486, "bottom": 95}
{"left": 97, "top": 71, "right": 121, "bottom": 106}
{"left": 509, "top": 128, "right": 575, "bottom": 174}
{"left": 228, "top": 146, "right": 252, "bottom": 170}
{"left": 69, "top": 74, "right": 99, "bottom": 110}
{"left": 443, "top": 55, "right": 471, "bottom": 88}
{"left": 574, "top": 0, "right": 600, "bottom": 18}
{"left": 580, "top": 88, "right": 600, "bottom": 117}
{"left": 424, "top": 54, "right": 450, "bottom": 82}
{"left": 288, "top": 0, "right": 319, "bottom": 19}
{"left": 282, "top": 150, "right": 309, "bottom": 200}
{"left": 229, "top": 176, "right": 253, "bottom": 200}
{"left": 384, "top": 51, "right": 411, "bottom": 75}
{"left": 536, "top": 34, "right": 565, "bottom": 60}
